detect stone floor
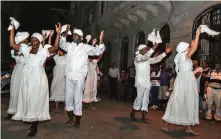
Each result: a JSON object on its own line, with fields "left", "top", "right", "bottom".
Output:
{"left": 1, "top": 93, "right": 221, "bottom": 139}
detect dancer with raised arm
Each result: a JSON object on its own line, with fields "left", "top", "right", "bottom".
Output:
{"left": 162, "top": 27, "right": 201, "bottom": 135}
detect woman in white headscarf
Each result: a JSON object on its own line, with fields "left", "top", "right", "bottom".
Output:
{"left": 50, "top": 47, "right": 66, "bottom": 113}
{"left": 9, "top": 23, "right": 61, "bottom": 137}
{"left": 5, "top": 32, "right": 29, "bottom": 120}
{"left": 162, "top": 27, "right": 201, "bottom": 135}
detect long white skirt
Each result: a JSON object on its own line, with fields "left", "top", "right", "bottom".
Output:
{"left": 12, "top": 65, "right": 51, "bottom": 122}
{"left": 50, "top": 64, "right": 66, "bottom": 102}
{"left": 83, "top": 69, "right": 97, "bottom": 103}
{"left": 7, "top": 63, "right": 24, "bottom": 114}
{"left": 162, "top": 71, "right": 199, "bottom": 126}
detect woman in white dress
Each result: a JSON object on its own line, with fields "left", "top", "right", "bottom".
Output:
{"left": 162, "top": 27, "right": 201, "bottom": 135}
{"left": 5, "top": 32, "right": 29, "bottom": 120}
{"left": 83, "top": 38, "right": 104, "bottom": 108}
{"left": 50, "top": 48, "right": 66, "bottom": 113}
{"left": 9, "top": 23, "right": 61, "bottom": 137}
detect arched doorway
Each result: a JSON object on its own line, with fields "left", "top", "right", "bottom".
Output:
{"left": 135, "top": 31, "right": 145, "bottom": 56}
{"left": 192, "top": 4, "right": 221, "bottom": 64}
{"left": 159, "top": 24, "right": 170, "bottom": 53}
{"left": 120, "top": 37, "right": 129, "bottom": 71}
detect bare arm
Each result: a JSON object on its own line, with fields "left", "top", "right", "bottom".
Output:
{"left": 186, "top": 27, "right": 201, "bottom": 58}
{"left": 48, "top": 23, "right": 61, "bottom": 54}
{"left": 48, "top": 31, "right": 54, "bottom": 45}
{"left": 9, "top": 25, "right": 20, "bottom": 51}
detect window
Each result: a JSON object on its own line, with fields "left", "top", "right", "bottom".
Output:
{"left": 120, "top": 37, "right": 129, "bottom": 71}
{"left": 135, "top": 31, "right": 145, "bottom": 54}
{"left": 193, "top": 4, "right": 221, "bottom": 64}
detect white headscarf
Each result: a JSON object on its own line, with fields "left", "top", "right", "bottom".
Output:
{"left": 73, "top": 29, "right": 83, "bottom": 37}
{"left": 8, "top": 17, "right": 20, "bottom": 31}
{"left": 61, "top": 25, "right": 72, "bottom": 35}
{"left": 31, "top": 33, "right": 43, "bottom": 42}
{"left": 42, "top": 30, "right": 52, "bottom": 39}
{"left": 15, "top": 32, "right": 29, "bottom": 44}
{"left": 174, "top": 42, "right": 189, "bottom": 73}
{"left": 135, "top": 44, "right": 147, "bottom": 55}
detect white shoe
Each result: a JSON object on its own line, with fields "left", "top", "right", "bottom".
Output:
{"left": 8, "top": 17, "right": 20, "bottom": 30}
{"left": 156, "top": 31, "right": 162, "bottom": 43}
{"left": 147, "top": 28, "right": 157, "bottom": 44}
{"left": 200, "top": 25, "right": 220, "bottom": 36}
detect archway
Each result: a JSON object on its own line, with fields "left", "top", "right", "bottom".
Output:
{"left": 120, "top": 37, "right": 129, "bottom": 71}
{"left": 192, "top": 4, "right": 221, "bottom": 64}
{"left": 159, "top": 23, "right": 170, "bottom": 53}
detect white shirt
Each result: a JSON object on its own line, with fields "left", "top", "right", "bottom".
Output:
{"left": 134, "top": 49, "right": 166, "bottom": 88}
{"left": 59, "top": 36, "right": 105, "bottom": 79}
{"left": 193, "top": 66, "right": 203, "bottom": 91}
{"left": 151, "top": 70, "right": 161, "bottom": 86}
{"left": 108, "top": 67, "right": 120, "bottom": 80}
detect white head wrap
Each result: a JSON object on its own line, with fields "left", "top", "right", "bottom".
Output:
{"left": 73, "top": 29, "right": 83, "bottom": 36}
{"left": 31, "top": 33, "right": 43, "bottom": 42}
{"left": 42, "top": 30, "right": 52, "bottom": 39}
{"left": 135, "top": 44, "right": 147, "bottom": 55}
{"left": 174, "top": 42, "right": 189, "bottom": 73}
{"left": 61, "top": 25, "right": 72, "bottom": 35}
{"left": 15, "top": 32, "right": 29, "bottom": 44}
{"left": 200, "top": 25, "right": 220, "bottom": 36}
{"left": 8, "top": 17, "right": 20, "bottom": 31}
{"left": 85, "top": 35, "right": 92, "bottom": 43}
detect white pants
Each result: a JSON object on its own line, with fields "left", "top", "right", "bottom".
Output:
{"left": 133, "top": 85, "right": 151, "bottom": 112}
{"left": 65, "top": 75, "right": 84, "bottom": 116}
{"left": 206, "top": 86, "right": 221, "bottom": 120}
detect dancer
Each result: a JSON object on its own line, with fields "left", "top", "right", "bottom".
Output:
{"left": 60, "top": 25, "right": 105, "bottom": 129}
{"left": 5, "top": 32, "right": 29, "bottom": 120}
{"left": 162, "top": 27, "right": 201, "bottom": 135}
{"left": 130, "top": 43, "right": 172, "bottom": 123}
{"left": 10, "top": 23, "right": 61, "bottom": 137}
{"left": 50, "top": 48, "right": 66, "bottom": 113}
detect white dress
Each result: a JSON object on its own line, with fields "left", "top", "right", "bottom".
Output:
{"left": 162, "top": 53, "right": 199, "bottom": 126}
{"left": 12, "top": 44, "right": 51, "bottom": 122}
{"left": 7, "top": 50, "right": 25, "bottom": 114}
{"left": 50, "top": 55, "right": 66, "bottom": 102}
{"left": 83, "top": 60, "right": 98, "bottom": 103}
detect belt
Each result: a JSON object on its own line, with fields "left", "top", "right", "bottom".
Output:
{"left": 209, "top": 86, "right": 221, "bottom": 90}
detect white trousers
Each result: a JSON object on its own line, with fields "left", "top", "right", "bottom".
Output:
{"left": 133, "top": 84, "right": 151, "bottom": 112}
{"left": 206, "top": 86, "right": 221, "bottom": 120}
{"left": 65, "top": 75, "right": 84, "bottom": 116}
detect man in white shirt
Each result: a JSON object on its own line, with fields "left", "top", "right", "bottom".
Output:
{"left": 108, "top": 62, "right": 120, "bottom": 99}
{"left": 60, "top": 25, "right": 105, "bottom": 129}
{"left": 130, "top": 44, "right": 172, "bottom": 123}
{"left": 193, "top": 59, "right": 203, "bottom": 92}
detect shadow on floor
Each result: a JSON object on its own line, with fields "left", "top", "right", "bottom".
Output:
{"left": 161, "top": 129, "right": 198, "bottom": 139}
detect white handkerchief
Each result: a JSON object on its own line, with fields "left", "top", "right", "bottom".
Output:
{"left": 86, "top": 35, "right": 92, "bottom": 43}
{"left": 61, "top": 25, "right": 72, "bottom": 35}
{"left": 156, "top": 31, "right": 162, "bottom": 43}
{"left": 200, "top": 25, "right": 220, "bottom": 36}
{"left": 147, "top": 28, "right": 157, "bottom": 44}
{"left": 8, "top": 17, "right": 20, "bottom": 30}
{"left": 42, "top": 30, "right": 52, "bottom": 39}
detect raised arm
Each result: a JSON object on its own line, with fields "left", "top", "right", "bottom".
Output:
{"left": 59, "top": 24, "right": 70, "bottom": 52}
{"left": 48, "top": 23, "right": 61, "bottom": 54}
{"left": 134, "top": 48, "right": 155, "bottom": 63}
{"left": 186, "top": 27, "right": 201, "bottom": 59}
{"left": 9, "top": 25, "right": 20, "bottom": 51}
{"left": 149, "top": 47, "right": 172, "bottom": 64}
{"left": 48, "top": 30, "right": 54, "bottom": 45}
{"left": 88, "top": 31, "right": 105, "bottom": 56}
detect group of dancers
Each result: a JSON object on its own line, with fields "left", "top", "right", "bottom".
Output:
{"left": 5, "top": 17, "right": 105, "bottom": 137}
{"left": 5, "top": 16, "right": 220, "bottom": 137}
